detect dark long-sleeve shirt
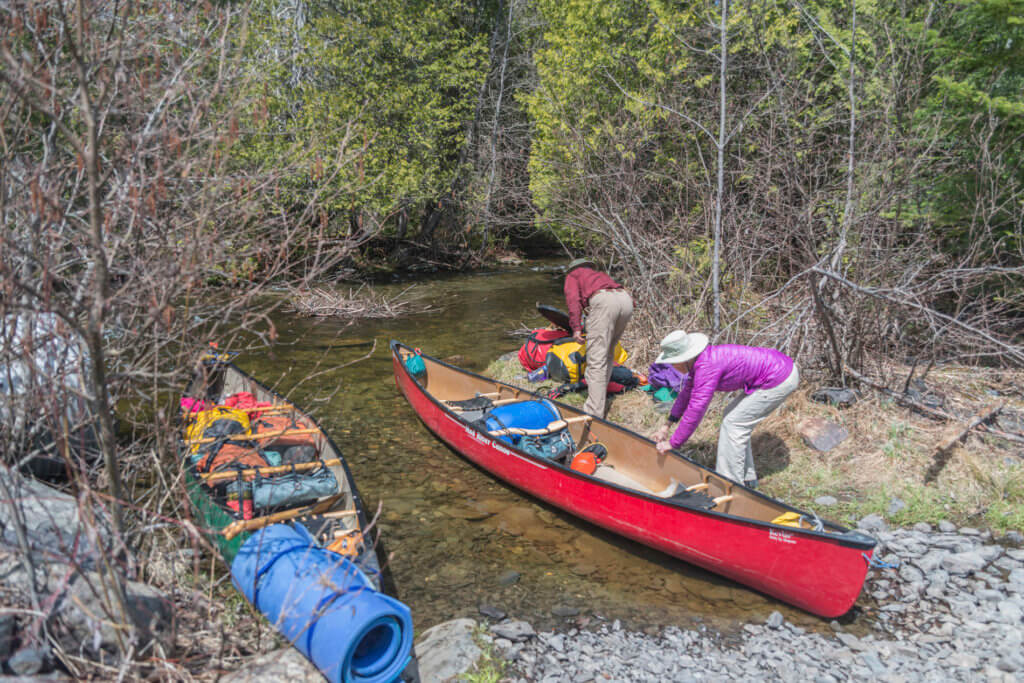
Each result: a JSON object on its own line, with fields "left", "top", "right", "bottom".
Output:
{"left": 563, "top": 267, "right": 622, "bottom": 333}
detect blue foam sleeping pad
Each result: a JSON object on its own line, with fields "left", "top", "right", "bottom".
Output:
{"left": 484, "top": 399, "right": 561, "bottom": 445}
{"left": 231, "top": 523, "right": 413, "bottom": 683}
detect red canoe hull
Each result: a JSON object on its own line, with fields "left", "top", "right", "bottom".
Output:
{"left": 392, "top": 347, "right": 874, "bottom": 618}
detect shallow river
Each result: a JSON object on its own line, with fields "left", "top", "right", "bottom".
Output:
{"left": 237, "top": 263, "right": 844, "bottom": 636}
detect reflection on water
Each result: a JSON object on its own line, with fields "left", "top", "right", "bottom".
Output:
{"left": 237, "top": 265, "right": 838, "bottom": 635}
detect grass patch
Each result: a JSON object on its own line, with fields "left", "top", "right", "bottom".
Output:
{"left": 457, "top": 627, "right": 509, "bottom": 683}
{"left": 483, "top": 354, "right": 1024, "bottom": 533}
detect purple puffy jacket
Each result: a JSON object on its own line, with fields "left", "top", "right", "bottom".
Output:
{"left": 669, "top": 345, "right": 794, "bottom": 448}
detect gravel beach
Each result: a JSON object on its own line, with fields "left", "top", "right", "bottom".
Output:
{"left": 486, "top": 521, "right": 1024, "bottom": 682}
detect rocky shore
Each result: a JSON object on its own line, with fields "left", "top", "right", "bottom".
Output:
{"left": 414, "top": 516, "right": 1024, "bottom": 682}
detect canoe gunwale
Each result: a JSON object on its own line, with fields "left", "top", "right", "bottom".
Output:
{"left": 390, "top": 340, "right": 875, "bottom": 551}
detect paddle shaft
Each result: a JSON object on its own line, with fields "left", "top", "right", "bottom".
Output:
{"left": 202, "top": 458, "right": 341, "bottom": 483}
{"left": 221, "top": 493, "right": 349, "bottom": 540}
{"left": 185, "top": 427, "right": 319, "bottom": 446}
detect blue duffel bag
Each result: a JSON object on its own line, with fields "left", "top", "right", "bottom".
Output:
{"left": 483, "top": 400, "right": 561, "bottom": 446}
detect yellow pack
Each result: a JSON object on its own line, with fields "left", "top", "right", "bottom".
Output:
{"left": 186, "top": 407, "right": 250, "bottom": 455}
{"left": 544, "top": 341, "right": 628, "bottom": 383}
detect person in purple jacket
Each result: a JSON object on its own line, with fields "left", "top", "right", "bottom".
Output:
{"left": 652, "top": 330, "right": 799, "bottom": 488}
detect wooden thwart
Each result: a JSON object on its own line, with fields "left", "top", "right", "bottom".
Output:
{"left": 202, "top": 458, "right": 341, "bottom": 484}
{"left": 489, "top": 415, "right": 592, "bottom": 437}
{"left": 185, "top": 427, "right": 320, "bottom": 446}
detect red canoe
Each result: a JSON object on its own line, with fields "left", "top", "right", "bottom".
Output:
{"left": 391, "top": 341, "right": 876, "bottom": 618}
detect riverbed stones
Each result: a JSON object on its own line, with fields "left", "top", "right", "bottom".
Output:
{"left": 416, "top": 618, "right": 482, "bottom": 683}
{"left": 939, "top": 520, "right": 957, "bottom": 532}
{"left": 497, "top": 522, "right": 1024, "bottom": 683}
{"left": 497, "top": 570, "right": 521, "bottom": 586}
{"left": 479, "top": 604, "right": 507, "bottom": 620}
{"left": 858, "top": 514, "right": 888, "bottom": 533}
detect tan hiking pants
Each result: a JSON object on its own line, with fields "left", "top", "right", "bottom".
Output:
{"left": 583, "top": 289, "right": 633, "bottom": 418}
{"left": 716, "top": 365, "right": 799, "bottom": 483}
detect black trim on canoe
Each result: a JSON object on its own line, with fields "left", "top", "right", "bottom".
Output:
{"left": 391, "top": 340, "right": 876, "bottom": 552}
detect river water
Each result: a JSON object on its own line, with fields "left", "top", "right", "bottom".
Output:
{"left": 237, "top": 263, "right": 842, "bottom": 636}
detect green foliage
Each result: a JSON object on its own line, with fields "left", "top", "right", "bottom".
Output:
{"left": 232, "top": 0, "right": 491, "bottom": 234}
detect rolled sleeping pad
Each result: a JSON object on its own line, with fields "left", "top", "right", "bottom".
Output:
{"left": 484, "top": 399, "right": 561, "bottom": 445}
{"left": 231, "top": 523, "right": 413, "bottom": 683}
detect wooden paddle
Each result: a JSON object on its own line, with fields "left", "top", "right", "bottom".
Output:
{"left": 185, "top": 427, "right": 320, "bottom": 446}
{"left": 488, "top": 414, "right": 592, "bottom": 437}
{"left": 201, "top": 458, "right": 342, "bottom": 484}
{"left": 221, "top": 493, "right": 350, "bottom": 541}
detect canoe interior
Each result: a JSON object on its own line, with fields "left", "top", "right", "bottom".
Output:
{"left": 182, "top": 360, "right": 379, "bottom": 574}
{"left": 396, "top": 344, "right": 856, "bottom": 536}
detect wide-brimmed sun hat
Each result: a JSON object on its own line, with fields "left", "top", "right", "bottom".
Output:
{"left": 655, "top": 330, "right": 709, "bottom": 365}
{"left": 566, "top": 257, "right": 596, "bottom": 272}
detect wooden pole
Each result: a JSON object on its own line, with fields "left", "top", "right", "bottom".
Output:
{"left": 185, "top": 427, "right": 319, "bottom": 446}
{"left": 201, "top": 458, "right": 341, "bottom": 484}
{"left": 221, "top": 493, "right": 347, "bottom": 540}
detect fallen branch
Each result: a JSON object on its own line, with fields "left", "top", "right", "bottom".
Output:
{"left": 924, "top": 402, "right": 1004, "bottom": 484}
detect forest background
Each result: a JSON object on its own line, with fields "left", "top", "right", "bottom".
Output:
{"left": 1, "top": 0, "right": 1023, "bottom": 676}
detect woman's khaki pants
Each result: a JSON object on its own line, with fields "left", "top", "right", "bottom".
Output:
{"left": 716, "top": 365, "right": 799, "bottom": 483}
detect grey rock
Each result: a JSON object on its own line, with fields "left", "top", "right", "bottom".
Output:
{"left": 416, "top": 618, "right": 482, "bottom": 683}
{"left": 959, "top": 527, "right": 980, "bottom": 536}
{"left": 814, "top": 496, "right": 838, "bottom": 507}
{"left": 221, "top": 648, "right": 322, "bottom": 682}
{"left": 1004, "top": 531, "right": 1023, "bottom": 545}
{"left": 551, "top": 605, "right": 580, "bottom": 617}
{"left": 63, "top": 570, "right": 173, "bottom": 655}
{"left": 798, "top": 417, "right": 849, "bottom": 452}
{"left": 491, "top": 620, "right": 536, "bottom": 642}
{"left": 915, "top": 550, "right": 950, "bottom": 573}
{"left": 887, "top": 497, "right": 907, "bottom": 516}
{"left": 942, "top": 551, "right": 985, "bottom": 575}
{"left": 1008, "top": 568, "right": 1024, "bottom": 585}
{"left": 478, "top": 604, "right": 506, "bottom": 620}
{"left": 938, "top": 520, "right": 957, "bottom": 533}
{"left": 860, "top": 652, "right": 888, "bottom": 675}
{"left": 766, "top": 611, "right": 784, "bottom": 629}
{"left": 998, "top": 601, "right": 1023, "bottom": 624}
{"left": 858, "top": 514, "right": 888, "bottom": 533}
{"left": 836, "top": 633, "right": 867, "bottom": 651}
{"left": 899, "top": 564, "right": 925, "bottom": 584}
{"left": 913, "top": 522, "right": 933, "bottom": 533}
{"left": 8, "top": 647, "right": 49, "bottom": 675}
{"left": 497, "top": 570, "right": 521, "bottom": 586}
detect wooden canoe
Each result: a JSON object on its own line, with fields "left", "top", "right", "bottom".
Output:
{"left": 391, "top": 341, "right": 877, "bottom": 618}
{"left": 180, "top": 357, "right": 380, "bottom": 575}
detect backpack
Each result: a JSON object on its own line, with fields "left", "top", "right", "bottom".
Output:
{"left": 196, "top": 442, "right": 268, "bottom": 474}
{"left": 518, "top": 328, "right": 574, "bottom": 371}
{"left": 545, "top": 341, "right": 629, "bottom": 383}
{"left": 186, "top": 407, "right": 251, "bottom": 456}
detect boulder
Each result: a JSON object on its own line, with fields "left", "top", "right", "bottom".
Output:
{"left": 221, "top": 647, "right": 323, "bottom": 682}
{"left": 490, "top": 620, "right": 536, "bottom": 642}
{"left": 797, "top": 418, "right": 849, "bottom": 452}
{"left": 416, "top": 618, "right": 481, "bottom": 683}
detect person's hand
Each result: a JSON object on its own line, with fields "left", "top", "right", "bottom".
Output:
{"left": 573, "top": 330, "right": 585, "bottom": 344}
{"left": 655, "top": 440, "right": 673, "bottom": 454}
{"left": 652, "top": 424, "right": 670, "bottom": 442}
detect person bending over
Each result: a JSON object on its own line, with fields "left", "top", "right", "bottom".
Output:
{"left": 563, "top": 258, "right": 634, "bottom": 418}
{"left": 652, "top": 330, "right": 798, "bottom": 488}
